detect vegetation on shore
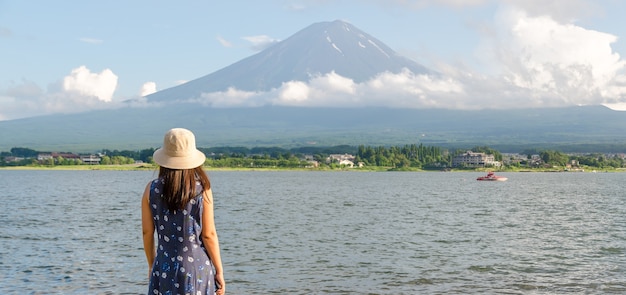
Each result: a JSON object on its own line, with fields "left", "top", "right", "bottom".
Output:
{"left": 1, "top": 144, "right": 624, "bottom": 172}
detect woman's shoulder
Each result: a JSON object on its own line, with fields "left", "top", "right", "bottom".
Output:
{"left": 145, "top": 178, "right": 163, "bottom": 194}
{"left": 150, "top": 178, "right": 164, "bottom": 186}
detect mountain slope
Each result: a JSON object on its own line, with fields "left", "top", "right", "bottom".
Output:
{"left": 2, "top": 105, "right": 626, "bottom": 153}
{"left": 146, "top": 20, "right": 431, "bottom": 102}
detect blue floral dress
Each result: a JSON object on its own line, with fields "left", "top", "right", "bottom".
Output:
{"left": 148, "top": 178, "right": 216, "bottom": 295}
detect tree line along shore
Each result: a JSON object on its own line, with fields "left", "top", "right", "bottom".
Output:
{"left": 1, "top": 145, "right": 625, "bottom": 171}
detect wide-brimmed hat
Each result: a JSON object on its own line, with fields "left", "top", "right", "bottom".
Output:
{"left": 153, "top": 128, "right": 206, "bottom": 169}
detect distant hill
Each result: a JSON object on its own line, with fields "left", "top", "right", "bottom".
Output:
{"left": 2, "top": 104, "right": 626, "bottom": 153}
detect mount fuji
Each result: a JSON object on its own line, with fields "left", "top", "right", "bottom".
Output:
{"left": 146, "top": 20, "right": 431, "bottom": 102}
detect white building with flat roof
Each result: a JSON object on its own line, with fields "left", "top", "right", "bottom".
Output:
{"left": 452, "top": 151, "right": 501, "bottom": 167}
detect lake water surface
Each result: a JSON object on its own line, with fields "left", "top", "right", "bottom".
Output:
{"left": 1, "top": 170, "right": 625, "bottom": 294}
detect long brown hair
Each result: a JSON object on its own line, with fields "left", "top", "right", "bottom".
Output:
{"left": 158, "top": 166, "right": 211, "bottom": 210}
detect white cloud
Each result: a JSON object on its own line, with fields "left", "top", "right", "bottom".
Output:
{"left": 501, "top": 0, "right": 601, "bottom": 23}
{"left": 0, "top": 66, "right": 122, "bottom": 120}
{"left": 273, "top": 71, "right": 357, "bottom": 106}
{"left": 374, "top": 0, "right": 596, "bottom": 18}
{"left": 482, "top": 6, "right": 626, "bottom": 107}
{"left": 278, "top": 81, "right": 310, "bottom": 103}
{"left": 0, "top": 81, "right": 46, "bottom": 119}
{"left": 5, "top": 79, "right": 43, "bottom": 98}
{"left": 285, "top": 3, "right": 307, "bottom": 11}
{"left": 140, "top": 82, "right": 157, "bottom": 97}
{"left": 62, "top": 66, "right": 118, "bottom": 102}
{"left": 216, "top": 35, "right": 232, "bottom": 47}
{"left": 242, "top": 35, "right": 280, "bottom": 51}
{"left": 187, "top": 70, "right": 465, "bottom": 109}
{"left": 603, "top": 102, "right": 626, "bottom": 111}
{"left": 194, "top": 87, "right": 265, "bottom": 107}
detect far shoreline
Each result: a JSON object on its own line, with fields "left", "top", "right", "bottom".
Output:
{"left": 0, "top": 164, "right": 623, "bottom": 173}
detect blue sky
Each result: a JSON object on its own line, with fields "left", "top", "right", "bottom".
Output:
{"left": 1, "top": 0, "right": 626, "bottom": 120}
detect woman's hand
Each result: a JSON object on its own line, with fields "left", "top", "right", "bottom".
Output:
{"left": 215, "top": 273, "right": 225, "bottom": 295}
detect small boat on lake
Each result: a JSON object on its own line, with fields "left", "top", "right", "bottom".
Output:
{"left": 477, "top": 171, "right": 507, "bottom": 181}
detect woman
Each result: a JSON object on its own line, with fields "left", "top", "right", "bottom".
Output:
{"left": 142, "top": 128, "right": 225, "bottom": 295}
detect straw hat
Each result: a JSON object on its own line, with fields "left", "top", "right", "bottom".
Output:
{"left": 153, "top": 128, "right": 206, "bottom": 169}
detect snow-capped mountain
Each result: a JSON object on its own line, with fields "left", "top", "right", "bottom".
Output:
{"left": 146, "top": 20, "right": 431, "bottom": 102}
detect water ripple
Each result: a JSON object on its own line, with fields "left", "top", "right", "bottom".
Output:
{"left": 1, "top": 171, "right": 625, "bottom": 294}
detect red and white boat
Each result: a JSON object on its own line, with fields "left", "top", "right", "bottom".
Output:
{"left": 477, "top": 171, "right": 507, "bottom": 181}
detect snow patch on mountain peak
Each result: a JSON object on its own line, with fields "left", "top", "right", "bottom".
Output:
{"left": 368, "top": 39, "right": 390, "bottom": 58}
{"left": 332, "top": 43, "right": 343, "bottom": 54}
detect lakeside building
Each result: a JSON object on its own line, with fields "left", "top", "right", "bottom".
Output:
{"left": 326, "top": 154, "right": 357, "bottom": 168}
{"left": 452, "top": 151, "right": 502, "bottom": 168}
{"left": 37, "top": 152, "right": 101, "bottom": 164}
{"left": 37, "top": 152, "right": 80, "bottom": 161}
{"left": 80, "top": 155, "right": 102, "bottom": 165}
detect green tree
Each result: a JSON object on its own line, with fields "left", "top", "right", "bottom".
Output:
{"left": 540, "top": 150, "right": 568, "bottom": 166}
{"left": 101, "top": 155, "right": 112, "bottom": 165}
{"left": 139, "top": 148, "right": 156, "bottom": 163}
{"left": 10, "top": 147, "right": 39, "bottom": 158}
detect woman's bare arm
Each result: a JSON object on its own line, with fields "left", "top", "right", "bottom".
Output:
{"left": 201, "top": 188, "right": 225, "bottom": 294}
{"left": 141, "top": 182, "right": 155, "bottom": 277}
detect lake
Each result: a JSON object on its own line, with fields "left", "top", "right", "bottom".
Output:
{"left": 1, "top": 170, "right": 625, "bottom": 294}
